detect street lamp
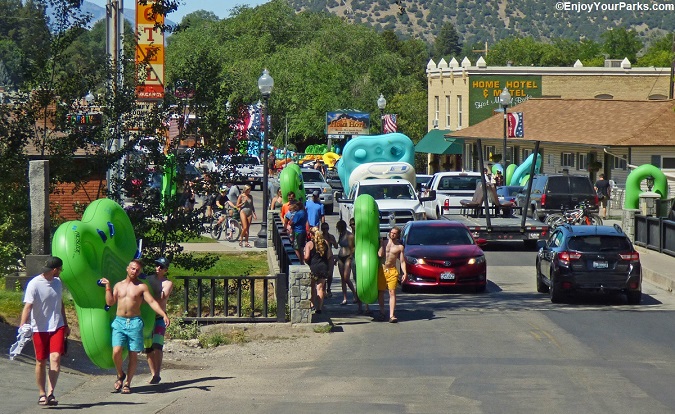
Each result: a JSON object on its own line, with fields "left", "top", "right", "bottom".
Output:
{"left": 255, "top": 68, "right": 274, "bottom": 248}
{"left": 377, "top": 94, "right": 386, "bottom": 134}
{"left": 499, "top": 87, "right": 511, "bottom": 169}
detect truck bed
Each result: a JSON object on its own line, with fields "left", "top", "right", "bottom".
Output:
{"left": 442, "top": 210, "right": 549, "bottom": 243}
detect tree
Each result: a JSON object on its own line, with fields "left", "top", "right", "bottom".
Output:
{"left": 637, "top": 33, "right": 674, "bottom": 67}
{"left": 434, "top": 22, "right": 462, "bottom": 60}
{"left": 601, "top": 27, "right": 643, "bottom": 63}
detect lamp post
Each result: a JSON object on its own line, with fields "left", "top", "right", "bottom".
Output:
{"left": 255, "top": 68, "right": 274, "bottom": 248}
{"left": 499, "top": 87, "right": 511, "bottom": 169}
{"left": 377, "top": 94, "right": 386, "bottom": 134}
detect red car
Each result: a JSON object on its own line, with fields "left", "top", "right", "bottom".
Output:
{"left": 401, "top": 220, "right": 488, "bottom": 292}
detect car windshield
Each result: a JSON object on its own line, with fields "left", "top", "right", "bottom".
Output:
{"left": 406, "top": 226, "right": 474, "bottom": 245}
{"left": 360, "top": 184, "right": 415, "bottom": 200}
{"left": 437, "top": 176, "right": 480, "bottom": 191}
{"left": 568, "top": 236, "right": 632, "bottom": 252}
{"left": 302, "top": 171, "right": 325, "bottom": 183}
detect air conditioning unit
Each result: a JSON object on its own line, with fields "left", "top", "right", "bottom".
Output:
{"left": 432, "top": 119, "right": 438, "bottom": 129}
{"left": 604, "top": 59, "right": 623, "bottom": 68}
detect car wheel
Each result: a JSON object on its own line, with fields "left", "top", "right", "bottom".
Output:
{"left": 549, "top": 274, "right": 564, "bottom": 303}
{"left": 536, "top": 263, "right": 549, "bottom": 293}
{"left": 436, "top": 206, "right": 441, "bottom": 218}
{"left": 626, "top": 290, "right": 642, "bottom": 305}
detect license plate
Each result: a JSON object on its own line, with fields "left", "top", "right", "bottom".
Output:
{"left": 528, "top": 233, "right": 540, "bottom": 239}
{"left": 593, "top": 261, "right": 608, "bottom": 269}
{"left": 441, "top": 272, "right": 455, "bottom": 280}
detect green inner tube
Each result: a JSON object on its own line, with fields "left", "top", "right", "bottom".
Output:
{"left": 624, "top": 164, "right": 668, "bottom": 209}
{"left": 354, "top": 194, "right": 380, "bottom": 304}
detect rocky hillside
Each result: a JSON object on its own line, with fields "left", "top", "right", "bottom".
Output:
{"left": 287, "top": 0, "right": 675, "bottom": 48}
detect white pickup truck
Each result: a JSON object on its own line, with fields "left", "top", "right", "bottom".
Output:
{"left": 422, "top": 171, "right": 482, "bottom": 219}
{"left": 338, "top": 179, "right": 435, "bottom": 237}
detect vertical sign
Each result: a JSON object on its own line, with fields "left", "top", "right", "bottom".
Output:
{"left": 136, "top": 1, "right": 164, "bottom": 100}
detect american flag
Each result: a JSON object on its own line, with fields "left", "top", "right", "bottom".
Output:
{"left": 507, "top": 112, "right": 524, "bottom": 138}
{"left": 383, "top": 114, "right": 398, "bottom": 133}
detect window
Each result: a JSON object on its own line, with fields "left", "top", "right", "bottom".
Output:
{"left": 464, "top": 143, "right": 473, "bottom": 170}
{"left": 445, "top": 95, "right": 451, "bottom": 128}
{"left": 651, "top": 155, "right": 661, "bottom": 168}
{"left": 663, "top": 157, "right": 675, "bottom": 169}
{"left": 523, "top": 148, "right": 532, "bottom": 160}
{"left": 613, "top": 155, "right": 627, "bottom": 170}
{"left": 457, "top": 95, "right": 463, "bottom": 129}
{"left": 561, "top": 152, "right": 574, "bottom": 167}
{"left": 578, "top": 153, "right": 588, "bottom": 170}
{"left": 484, "top": 145, "right": 495, "bottom": 162}
{"left": 434, "top": 96, "right": 439, "bottom": 124}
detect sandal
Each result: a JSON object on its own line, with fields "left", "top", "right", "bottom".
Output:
{"left": 121, "top": 383, "right": 132, "bottom": 394}
{"left": 113, "top": 372, "right": 126, "bottom": 393}
{"left": 38, "top": 395, "right": 47, "bottom": 406}
{"left": 340, "top": 300, "right": 348, "bottom": 305}
{"left": 149, "top": 375, "right": 161, "bottom": 385}
{"left": 46, "top": 393, "right": 58, "bottom": 406}
{"left": 245, "top": 243, "right": 251, "bottom": 248}
{"left": 389, "top": 317, "right": 398, "bottom": 323}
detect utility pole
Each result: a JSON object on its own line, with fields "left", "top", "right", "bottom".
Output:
{"left": 106, "top": 0, "right": 124, "bottom": 194}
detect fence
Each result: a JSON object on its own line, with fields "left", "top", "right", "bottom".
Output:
{"left": 175, "top": 274, "right": 287, "bottom": 323}
{"left": 634, "top": 215, "right": 675, "bottom": 258}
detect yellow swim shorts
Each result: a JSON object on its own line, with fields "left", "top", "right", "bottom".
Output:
{"left": 379, "top": 266, "right": 399, "bottom": 290}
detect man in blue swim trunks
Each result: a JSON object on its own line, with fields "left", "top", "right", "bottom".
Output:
{"left": 100, "top": 259, "right": 170, "bottom": 394}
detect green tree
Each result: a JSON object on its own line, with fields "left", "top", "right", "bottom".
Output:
{"left": 434, "top": 21, "right": 462, "bottom": 60}
{"left": 637, "top": 33, "right": 674, "bottom": 67}
{"left": 601, "top": 27, "right": 643, "bottom": 63}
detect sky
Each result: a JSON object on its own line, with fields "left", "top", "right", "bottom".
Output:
{"left": 88, "top": 0, "right": 270, "bottom": 21}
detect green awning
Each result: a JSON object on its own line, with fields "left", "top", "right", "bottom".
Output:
{"left": 415, "top": 129, "right": 463, "bottom": 155}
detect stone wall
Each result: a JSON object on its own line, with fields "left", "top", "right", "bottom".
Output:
{"left": 288, "top": 265, "right": 312, "bottom": 324}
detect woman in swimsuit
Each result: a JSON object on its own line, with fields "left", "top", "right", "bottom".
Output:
{"left": 237, "top": 185, "right": 256, "bottom": 247}
{"left": 336, "top": 220, "right": 358, "bottom": 305}
{"left": 270, "top": 189, "right": 283, "bottom": 211}
{"left": 304, "top": 226, "right": 332, "bottom": 313}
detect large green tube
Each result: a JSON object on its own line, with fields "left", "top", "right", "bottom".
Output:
{"left": 624, "top": 164, "right": 668, "bottom": 209}
{"left": 354, "top": 194, "right": 380, "bottom": 304}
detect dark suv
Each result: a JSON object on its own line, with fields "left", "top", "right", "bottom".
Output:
{"left": 535, "top": 224, "right": 642, "bottom": 304}
{"left": 516, "top": 174, "right": 598, "bottom": 221}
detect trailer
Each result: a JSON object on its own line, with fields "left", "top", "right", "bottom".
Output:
{"left": 441, "top": 139, "right": 549, "bottom": 247}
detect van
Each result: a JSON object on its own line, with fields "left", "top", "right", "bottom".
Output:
{"left": 516, "top": 174, "right": 599, "bottom": 221}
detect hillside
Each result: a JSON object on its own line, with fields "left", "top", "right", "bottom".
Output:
{"left": 287, "top": 0, "right": 675, "bottom": 50}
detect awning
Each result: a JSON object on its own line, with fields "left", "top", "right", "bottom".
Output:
{"left": 415, "top": 129, "right": 463, "bottom": 155}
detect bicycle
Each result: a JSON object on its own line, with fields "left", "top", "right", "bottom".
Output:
{"left": 211, "top": 207, "right": 242, "bottom": 242}
{"left": 545, "top": 201, "right": 603, "bottom": 229}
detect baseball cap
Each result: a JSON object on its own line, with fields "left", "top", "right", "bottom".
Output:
{"left": 312, "top": 190, "right": 320, "bottom": 197}
{"left": 154, "top": 257, "right": 170, "bottom": 269}
{"left": 41, "top": 256, "right": 63, "bottom": 273}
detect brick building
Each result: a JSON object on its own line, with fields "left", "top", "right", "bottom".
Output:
{"left": 420, "top": 57, "right": 673, "bottom": 177}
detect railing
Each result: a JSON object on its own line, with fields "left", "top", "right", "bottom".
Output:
{"left": 634, "top": 215, "right": 675, "bottom": 257}
{"left": 271, "top": 211, "right": 302, "bottom": 276}
{"left": 175, "top": 274, "right": 287, "bottom": 323}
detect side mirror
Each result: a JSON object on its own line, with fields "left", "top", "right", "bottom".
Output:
{"left": 419, "top": 190, "right": 436, "bottom": 202}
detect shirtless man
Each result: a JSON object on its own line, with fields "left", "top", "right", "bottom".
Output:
{"left": 100, "top": 259, "right": 170, "bottom": 394}
{"left": 377, "top": 226, "right": 407, "bottom": 323}
{"left": 145, "top": 257, "right": 173, "bottom": 385}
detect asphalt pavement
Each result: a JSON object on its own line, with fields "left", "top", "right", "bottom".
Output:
{"left": 3, "top": 214, "right": 674, "bottom": 413}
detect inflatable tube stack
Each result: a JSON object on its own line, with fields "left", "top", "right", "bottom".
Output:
{"left": 52, "top": 199, "right": 154, "bottom": 369}
{"left": 279, "top": 163, "right": 306, "bottom": 204}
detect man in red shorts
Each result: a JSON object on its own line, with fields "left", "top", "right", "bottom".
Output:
{"left": 20, "top": 256, "right": 70, "bottom": 406}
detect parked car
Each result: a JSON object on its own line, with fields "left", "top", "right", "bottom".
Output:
{"left": 516, "top": 174, "right": 598, "bottom": 222}
{"left": 535, "top": 224, "right": 642, "bottom": 304}
{"left": 496, "top": 185, "right": 524, "bottom": 204}
{"left": 325, "top": 167, "right": 342, "bottom": 191}
{"left": 401, "top": 220, "right": 488, "bottom": 292}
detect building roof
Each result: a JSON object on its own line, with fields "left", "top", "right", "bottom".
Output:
{"left": 449, "top": 98, "right": 675, "bottom": 147}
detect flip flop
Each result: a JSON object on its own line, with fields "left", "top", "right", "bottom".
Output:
{"left": 46, "top": 393, "right": 58, "bottom": 406}
{"left": 113, "top": 372, "right": 126, "bottom": 393}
